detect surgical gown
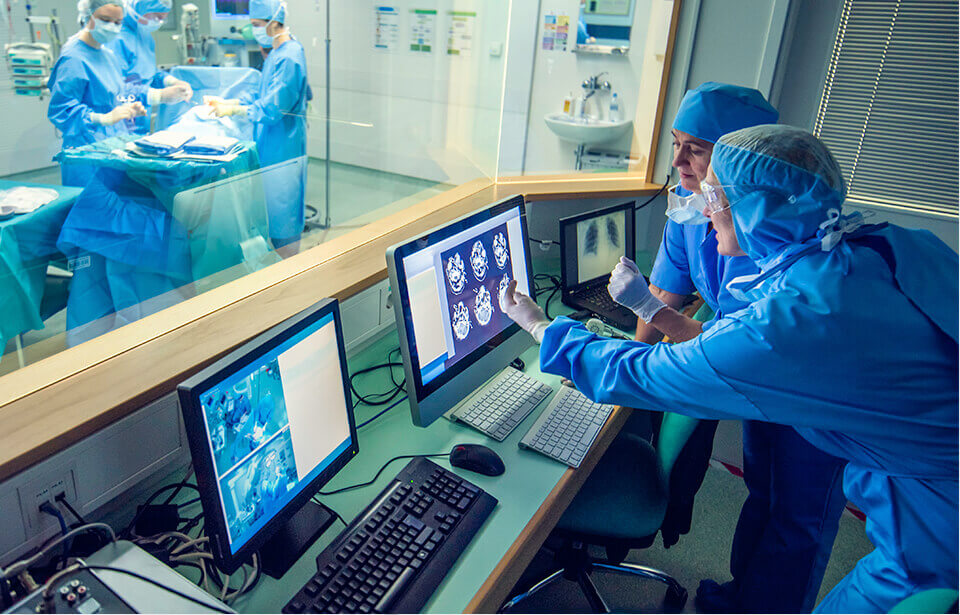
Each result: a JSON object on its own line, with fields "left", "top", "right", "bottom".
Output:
{"left": 47, "top": 36, "right": 141, "bottom": 186}
{"left": 539, "top": 145, "right": 959, "bottom": 613}
{"left": 244, "top": 39, "right": 311, "bottom": 245}
{"left": 109, "top": 12, "right": 170, "bottom": 134}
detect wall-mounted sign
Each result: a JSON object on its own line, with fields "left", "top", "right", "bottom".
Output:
{"left": 374, "top": 5, "right": 400, "bottom": 52}
{"left": 542, "top": 11, "right": 570, "bottom": 51}
{"left": 446, "top": 11, "right": 476, "bottom": 56}
{"left": 410, "top": 9, "right": 437, "bottom": 52}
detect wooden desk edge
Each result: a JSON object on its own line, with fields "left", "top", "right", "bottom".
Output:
{"left": 465, "top": 405, "right": 632, "bottom": 613}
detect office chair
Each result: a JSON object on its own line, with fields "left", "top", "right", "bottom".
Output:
{"left": 501, "top": 409, "right": 701, "bottom": 613}
{"left": 888, "top": 589, "right": 959, "bottom": 614}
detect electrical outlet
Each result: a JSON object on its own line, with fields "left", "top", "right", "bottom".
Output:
{"left": 18, "top": 467, "right": 79, "bottom": 531}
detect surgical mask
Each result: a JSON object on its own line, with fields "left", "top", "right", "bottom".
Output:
{"left": 665, "top": 185, "right": 710, "bottom": 225}
{"left": 141, "top": 17, "right": 164, "bottom": 32}
{"left": 90, "top": 18, "right": 122, "bottom": 45}
{"left": 252, "top": 26, "right": 273, "bottom": 48}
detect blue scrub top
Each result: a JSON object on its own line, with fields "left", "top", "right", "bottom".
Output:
{"left": 110, "top": 13, "right": 169, "bottom": 133}
{"left": 650, "top": 218, "right": 758, "bottom": 320}
{"left": 47, "top": 36, "right": 140, "bottom": 151}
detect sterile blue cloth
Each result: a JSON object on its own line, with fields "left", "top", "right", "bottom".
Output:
{"left": 538, "top": 130, "right": 959, "bottom": 614}
{"left": 55, "top": 135, "right": 275, "bottom": 344}
{"left": 243, "top": 38, "right": 311, "bottom": 245}
{"left": 109, "top": 11, "right": 171, "bottom": 134}
{"left": 47, "top": 35, "right": 143, "bottom": 186}
{"left": 658, "top": 82, "right": 849, "bottom": 614}
{"left": 0, "top": 181, "right": 82, "bottom": 361}
{"left": 672, "top": 82, "right": 778, "bottom": 144}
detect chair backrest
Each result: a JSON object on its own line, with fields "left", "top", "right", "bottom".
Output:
{"left": 655, "top": 411, "right": 701, "bottom": 486}
{"left": 888, "top": 589, "right": 960, "bottom": 614}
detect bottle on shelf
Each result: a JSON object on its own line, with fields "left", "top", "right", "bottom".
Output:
{"left": 563, "top": 91, "right": 574, "bottom": 115}
{"left": 609, "top": 92, "right": 621, "bottom": 122}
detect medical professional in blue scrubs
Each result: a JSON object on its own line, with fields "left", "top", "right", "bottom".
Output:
{"left": 625, "top": 82, "right": 847, "bottom": 614}
{"left": 502, "top": 125, "right": 959, "bottom": 613}
{"left": 109, "top": 0, "right": 193, "bottom": 134}
{"left": 48, "top": 0, "right": 146, "bottom": 186}
{"left": 210, "top": 0, "right": 311, "bottom": 252}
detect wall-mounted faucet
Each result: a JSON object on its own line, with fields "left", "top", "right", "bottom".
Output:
{"left": 581, "top": 72, "right": 611, "bottom": 104}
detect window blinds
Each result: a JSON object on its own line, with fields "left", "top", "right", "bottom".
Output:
{"left": 814, "top": 0, "right": 958, "bottom": 216}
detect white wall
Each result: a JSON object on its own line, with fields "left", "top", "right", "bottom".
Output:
{"left": 296, "top": 1, "right": 533, "bottom": 185}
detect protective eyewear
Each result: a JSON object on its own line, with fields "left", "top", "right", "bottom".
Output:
{"left": 699, "top": 180, "right": 736, "bottom": 214}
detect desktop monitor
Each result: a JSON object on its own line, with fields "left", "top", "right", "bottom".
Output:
{"left": 177, "top": 298, "right": 358, "bottom": 577}
{"left": 386, "top": 195, "right": 535, "bottom": 428}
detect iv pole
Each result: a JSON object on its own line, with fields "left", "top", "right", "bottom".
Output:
{"left": 322, "top": 0, "right": 332, "bottom": 229}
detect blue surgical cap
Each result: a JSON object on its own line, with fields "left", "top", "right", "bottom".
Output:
{"left": 130, "top": 0, "right": 172, "bottom": 15}
{"left": 77, "top": 0, "right": 122, "bottom": 23}
{"left": 672, "top": 82, "right": 779, "bottom": 144}
{"left": 249, "top": 0, "right": 286, "bottom": 23}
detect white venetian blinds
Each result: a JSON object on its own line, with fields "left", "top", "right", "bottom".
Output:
{"left": 814, "top": 0, "right": 959, "bottom": 216}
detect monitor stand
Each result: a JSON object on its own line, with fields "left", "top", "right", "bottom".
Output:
{"left": 259, "top": 500, "right": 337, "bottom": 579}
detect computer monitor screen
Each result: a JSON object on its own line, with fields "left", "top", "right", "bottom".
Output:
{"left": 178, "top": 298, "right": 357, "bottom": 572}
{"left": 213, "top": 0, "right": 249, "bottom": 19}
{"left": 387, "top": 195, "right": 535, "bottom": 426}
{"left": 560, "top": 201, "right": 635, "bottom": 288}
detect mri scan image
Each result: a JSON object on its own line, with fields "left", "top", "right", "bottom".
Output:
{"left": 492, "top": 232, "right": 509, "bottom": 270}
{"left": 498, "top": 274, "right": 511, "bottom": 310}
{"left": 446, "top": 253, "right": 467, "bottom": 294}
{"left": 452, "top": 301, "right": 472, "bottom": 340}
{"left": 470, "top": 240, "right": 488, "bottom": 281}
{"left": 474, "top": 285, "right": 493, "bottom": 326}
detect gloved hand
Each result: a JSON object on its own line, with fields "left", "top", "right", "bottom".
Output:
{"left": 500, "top": 279, "right": 551, "bottom": 343}
{"left": 607, "top": 256, "right": 667, "bottom": 322}
{"left": 150, "top": 82, "right": 193, "bottom": 105}
{"left": 210, "top": 99, "right": 247, "bottom": 117}
{"left": 92, "top": 102, "right": 145, "bottom": 126}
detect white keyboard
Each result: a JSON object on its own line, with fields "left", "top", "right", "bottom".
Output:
{"left": 519, "top": 385, "right": 615, "bottom": 468}
{"left": 452, "top": 368, "right": 553, "bottom": 441}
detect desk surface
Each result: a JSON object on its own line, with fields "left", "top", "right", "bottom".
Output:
{"left": 231, "top": 281, "right": 636, "bottom": 613}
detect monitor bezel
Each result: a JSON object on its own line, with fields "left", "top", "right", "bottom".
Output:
{"left": 387, "top": 195, "right": 535, "bottom": 408}
{"left": 177, "top": 298, "right": 358, "bottom": 574}
{"left": 559, "top": 200, "right": 636, "bottom": 293}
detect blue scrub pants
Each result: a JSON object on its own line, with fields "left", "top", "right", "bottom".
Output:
{"left": 729, "top": 421, "right": 848, "bottom": 613}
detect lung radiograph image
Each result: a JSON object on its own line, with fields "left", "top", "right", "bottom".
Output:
{"left": 440, "top": 223, "right": 516, "bottom": 361}
{"left": 577, "top": 210, "right": 626, "bottom": 283}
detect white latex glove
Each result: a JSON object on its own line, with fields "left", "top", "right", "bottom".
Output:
{"left": 500, "top": 279, "right": 551, "bottom": 343}
{"left": 92, "top": 102, "right": 145, "bottom": 126}
{"left": 150, "top": 83, "right": 193, "bottom": 105}
{"left": 210, "top": 100, "right": 247, "bottom": 118}
{"left": 607, "top": 256, "right": 667, "bottom": 322}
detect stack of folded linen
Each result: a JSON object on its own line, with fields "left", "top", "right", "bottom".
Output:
{"left": 181, "top": 135, "right": 240, "bottom": 156}
{"left": 133, "top": 130, "right": 196, "bottom": 156}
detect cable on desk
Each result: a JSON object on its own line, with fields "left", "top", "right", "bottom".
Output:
{"left": 39, "top": 564, "right": 231, "bottom": 614}
{"left": 350, "top": 348, "right": 406, "bottom": 407}
{"left": 316, "top": 453, "right": 448, "bottom": 496}
{"left": 356, "top": 394, "right": 408, "bottom": 430}
{"left": 38, "top": 502, "right": 70, "bottom": 567}
{"left": 123, "top": 481, "right": 200, "bottom": 538}
{"left": 162, "top": 465, "right": 195, "bottom": 505}
{"left": 311, "top": 498, "right": 347, "bottom": 528}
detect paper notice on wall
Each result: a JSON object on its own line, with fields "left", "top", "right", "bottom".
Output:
{"left": 446, "top": 11, "right": 476, "bottom": 56}
{"left": 587, "top": 0, "right": 631, "bottom": 16}
{"left": 409, "top": 9, "right": 437, "bottom": 52}
{"left": 374, "top": 5, "right": 400, "bottom": 52}
{"left": 542, "top": 12, "right": 570, "bottom": 51}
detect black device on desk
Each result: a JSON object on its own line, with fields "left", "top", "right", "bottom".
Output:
{"left": 559, "top": 201, "right": 638, "bottom": 331}
{"left": 177, "top": 298, "right": 359, "bottom": 578}
{"left": 386, "top": 194, "right": 553, "bottom": 439}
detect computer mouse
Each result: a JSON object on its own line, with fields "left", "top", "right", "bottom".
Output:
{"left": 449, "top": 443, "right": 505, "bottom": 477}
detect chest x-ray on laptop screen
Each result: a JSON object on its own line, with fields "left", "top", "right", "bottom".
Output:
{"left": 386, "top": 195, "right": 535, "bottom": 427}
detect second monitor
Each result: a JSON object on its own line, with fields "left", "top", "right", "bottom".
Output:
{"left": 386, "top": 195, "right": 536, "bottom": 428}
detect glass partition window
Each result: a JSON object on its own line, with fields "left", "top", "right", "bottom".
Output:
{"left": 0, "top": 0, "right": 675, "bottom": 376}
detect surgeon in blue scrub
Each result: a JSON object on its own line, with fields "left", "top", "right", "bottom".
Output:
{"left": 623, "top": 82, "right": 847, "bottom": 614}
{"left": 47, "top": 0, "right": 147, "bottom": 186}
{"left": 210, "top": 0, "right": 311, "bottom": 252}
{"left": 110, "top": 0, "right": 193, "bottom": 134}
{"left": 502, "top": 125, "right": 959, "bottom": 613}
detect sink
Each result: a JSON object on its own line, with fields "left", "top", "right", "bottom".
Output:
{"left": 544, "top": 112, "right": 633, "bottom": 145}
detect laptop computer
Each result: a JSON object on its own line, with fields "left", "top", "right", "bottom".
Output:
{"left": 559, "top": 201, "right": 638, "bottom": 331}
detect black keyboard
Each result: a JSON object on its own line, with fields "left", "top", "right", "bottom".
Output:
{"left": 579, "top": 284, "right": 620, "bottom": 310}
{"left": 283, "top": 458, "right": 497, "bottom": 614}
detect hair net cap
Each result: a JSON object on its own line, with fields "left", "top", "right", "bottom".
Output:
{"left": 129, "top": 0, "right": 172, "bottom": 15}
{"left": 78, "top": 0, "right": 122, "bottom": 23}
{"left": 249, "top": 0, "right": 286, "bottom": 23}
{"left": 672, "top": 82, "right": 779, "bottom": 144}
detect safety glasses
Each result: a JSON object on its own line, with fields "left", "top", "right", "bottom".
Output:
{"left": 699, "top": 180, "right": 736, "bottom": 214}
